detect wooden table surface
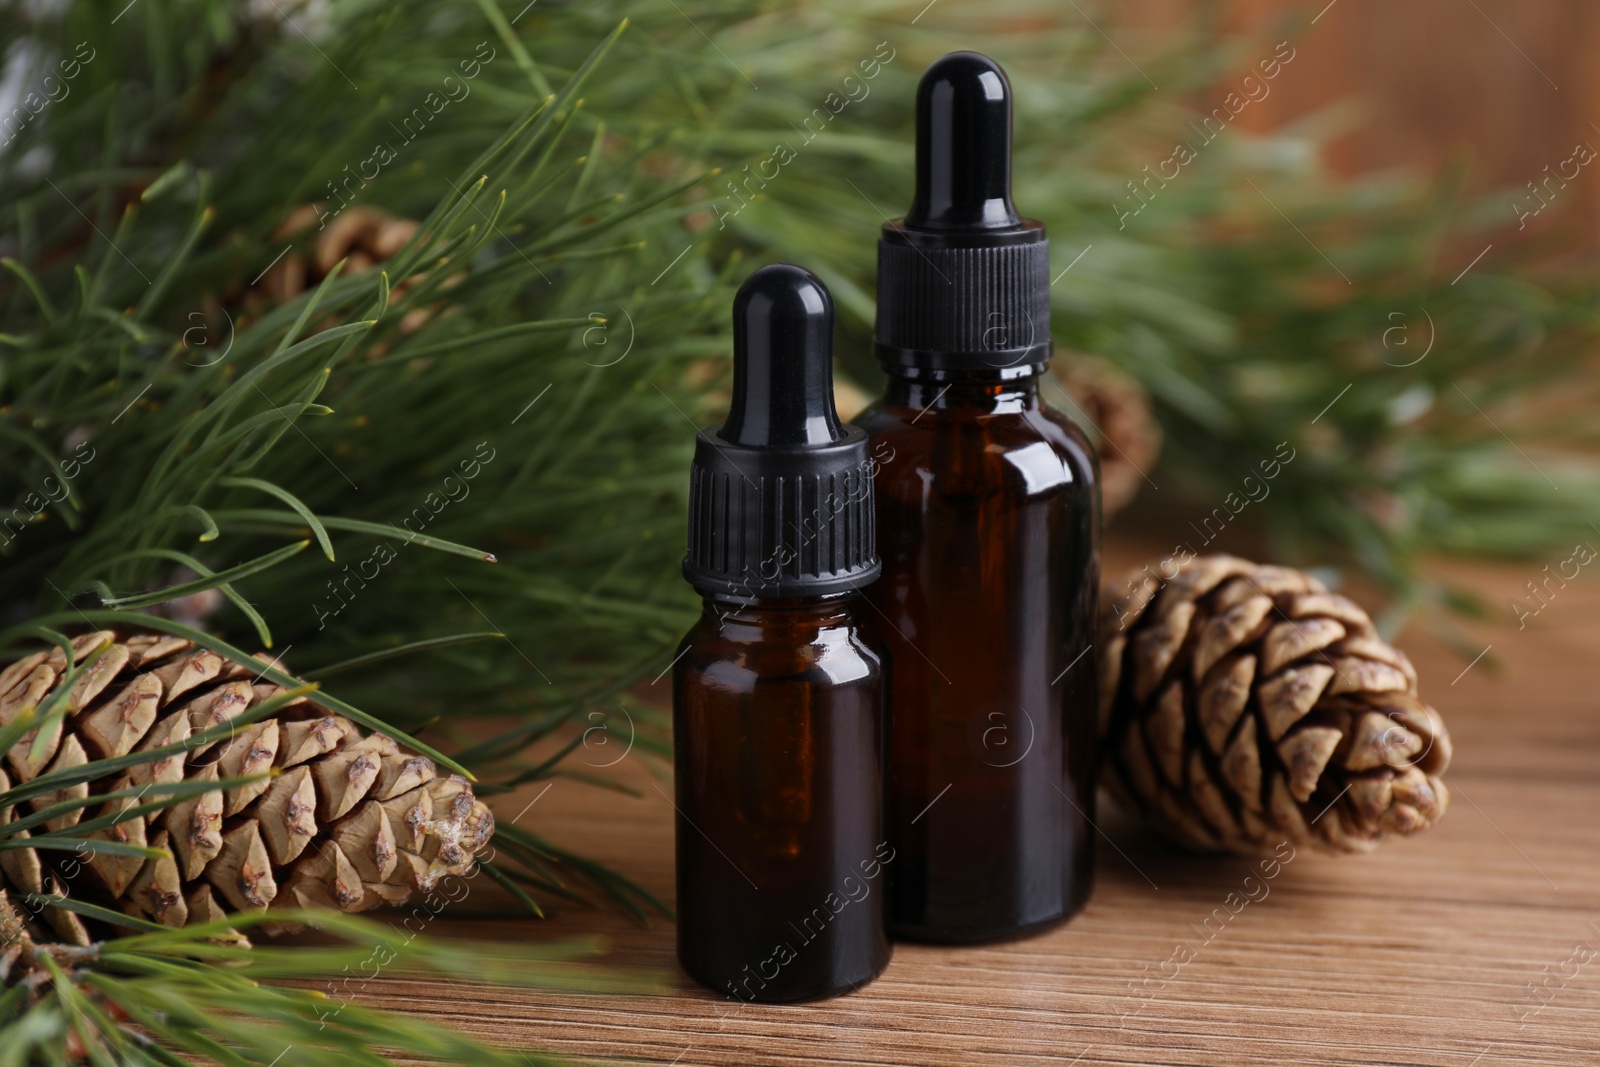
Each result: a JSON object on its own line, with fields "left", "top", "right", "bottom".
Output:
{"left": 366, "top": 544, "right": 1600, "bottom": 1067}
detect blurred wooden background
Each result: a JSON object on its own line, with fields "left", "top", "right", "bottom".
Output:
{"left": 1116, "top": 0, "right": 1598, "bottom": 248}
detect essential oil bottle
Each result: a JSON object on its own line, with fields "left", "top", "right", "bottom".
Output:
{"left": 856, "top": 52, "right": 1101, "bottom": 943}
{"left": 674, "top": 264, "right": 891, "bottom": 1002}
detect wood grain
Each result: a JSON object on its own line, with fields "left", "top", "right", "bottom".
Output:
{"left": 359, "top": 543, "right": 1600, "bottom": 1066}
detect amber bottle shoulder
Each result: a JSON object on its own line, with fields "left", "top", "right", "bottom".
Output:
{"left": 677, "top": 598, "right": 884, "bottom": 691}
{"left": 856, "top": 390, "right": 1098, "bottom": 501}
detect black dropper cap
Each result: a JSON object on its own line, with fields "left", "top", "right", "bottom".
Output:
{"left": 876, "top": 52, "right": 1051, "bottom": 375}
{"left": 683, "top": 265, "right": 880, "bottom": 601}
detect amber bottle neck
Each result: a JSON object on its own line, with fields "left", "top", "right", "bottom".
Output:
{"left": 883, "top": 370, "right": 1042, "bottom": 414}
{"left": 701, "top": 592, "right": 859, "bottom": 631}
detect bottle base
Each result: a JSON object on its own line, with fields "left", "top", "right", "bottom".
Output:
{"left": 891, "top": 891, "right": 1091, "bottom": 945}
{"left": 679, "top": 951, "right": 892, "bottom": 1004}
{"left": 890, "top": 912, "right": 1061, "bottom": 946}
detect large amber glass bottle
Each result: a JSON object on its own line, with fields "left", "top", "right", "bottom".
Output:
{"left": 859, "top": 52, "right": 1101, "bottom": 942}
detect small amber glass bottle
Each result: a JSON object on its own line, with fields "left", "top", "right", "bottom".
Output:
{"left": 858, "top": 53, "right": 1101, "bottom": 943}
{"left": 674, "top": 264, "right": 890, "bottom": 1002}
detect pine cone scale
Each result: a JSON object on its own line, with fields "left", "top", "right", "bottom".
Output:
{"left": 1197, "top": 653, "right": 1252, "bottom": 751}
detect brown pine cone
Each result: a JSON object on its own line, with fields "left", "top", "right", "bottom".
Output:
{"left": 259, "top": 204, "right": 420, "bottom": 306}
{"left": 1052, "top": 352, "right": 1161, "bottom": 519}
{"left": 1099, "top": 555, "right": 1451, "bottom": 854}
{"left": 0, "top": 630, "right": 494, "bottom": 947}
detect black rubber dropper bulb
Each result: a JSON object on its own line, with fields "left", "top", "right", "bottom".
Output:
{"left": 722, "top": 264, "right": 845, "bottom": 448}
{"left": 905, "top": 51, "right": 1023, "bottom": 233}
{"left": 876, "top": 52, "right": 1050, "bottom": 372}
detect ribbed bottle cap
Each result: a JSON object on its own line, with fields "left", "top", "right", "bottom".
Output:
{"left": 876, "top": 52, "right": 1051, "bottom": 375}
{"left": 683, "top": 265, "right": 880, "bottom": 600}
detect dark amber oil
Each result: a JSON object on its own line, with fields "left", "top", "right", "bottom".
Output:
{"left": 858, "top": 370, "right": 1099, "bottom": 942}
{"left": 674, "top": 594, "right": 890, "bottom": 1001}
